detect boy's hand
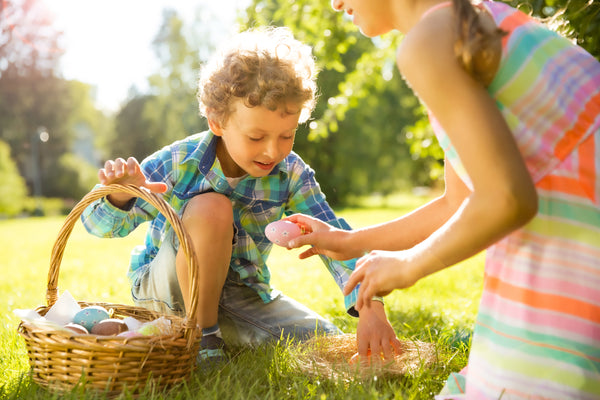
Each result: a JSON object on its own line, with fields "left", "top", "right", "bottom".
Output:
{"left": 354, "top": 300, "right": 402, "bottom": 365}
{"left": 99, "top": 157, "right": 168, "bottom": 208}
{"left": 284, "top": 214, "right": 363, "bottom": 261}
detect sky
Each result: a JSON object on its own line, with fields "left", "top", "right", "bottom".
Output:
{"left": 42, "top": 0, "right": 249, "bottom": 112}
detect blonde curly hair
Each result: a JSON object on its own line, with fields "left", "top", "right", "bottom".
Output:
{"left": 198, "top": 26, "right": 318, "bottom": 127}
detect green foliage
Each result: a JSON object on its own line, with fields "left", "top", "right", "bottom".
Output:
{"left": 0, "top": 0, "right": 69, "bottom": 192}
{"left": 110, "top": 95, "right": 159, "bottom": 160}
{"left": 144, "top": 9, "right": 209, "bottom": 141}
{"left": 66, "top": 80, "right": 113, "bottom": 163}
{"left": 0, "top": 0, "right": 112, "bottom": 202}
{"left": 44, "top": 153, "right": 99, "bottom": 200}
{"left": 0, "top": 140, "right": 28, "bottom": 216}
{"left": 506, "top": 0, "right": 600, "bottom": 59}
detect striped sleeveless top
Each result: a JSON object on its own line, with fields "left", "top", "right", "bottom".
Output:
{"left": 431, "top": 1, "right": 600, "bottom": 399}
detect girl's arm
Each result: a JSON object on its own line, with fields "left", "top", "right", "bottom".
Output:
{"left": 395, "top": 8, "right": 538, "bottom": 272}
{"left": 343, "top": 9, "right": 538, "bottom": 309}
{"left": 287, "top": 159, "right": 468, "bottom": 259}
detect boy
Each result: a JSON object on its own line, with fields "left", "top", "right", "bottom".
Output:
{"left": 81, "top": 27, "right": 400, "bottom": 367}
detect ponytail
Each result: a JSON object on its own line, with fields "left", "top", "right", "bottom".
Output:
{"left": 451, "top": 0, "right": 506, "bottom": 86}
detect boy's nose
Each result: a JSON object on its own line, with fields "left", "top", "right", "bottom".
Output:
{"left": 331, "top": 0, "right": 344, "bottom": 11}
{"left": 264, "top": 141, "right": 278, "bottom": 158}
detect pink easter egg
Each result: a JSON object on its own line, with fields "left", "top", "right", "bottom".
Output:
{"left": 265, "top": 220, "right": 303, "bottom": 247}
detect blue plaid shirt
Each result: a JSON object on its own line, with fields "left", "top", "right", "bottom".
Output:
{"left": 81, "top": 131, "right": 359, "bottom": 315}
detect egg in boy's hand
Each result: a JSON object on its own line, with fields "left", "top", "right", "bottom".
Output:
{"left": 265, "top": 220, "right": 304, "bottom": 247}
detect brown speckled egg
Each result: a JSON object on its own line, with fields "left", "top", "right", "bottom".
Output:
{"left": 91, "top": 318, "right": 129, "bottom": 336}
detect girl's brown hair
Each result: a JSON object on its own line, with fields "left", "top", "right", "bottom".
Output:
{"left": 451, "top": 0, "right": 506, "bottom": 86}
{"left": 198, "top": 26, "right": 317, "bottom": 127}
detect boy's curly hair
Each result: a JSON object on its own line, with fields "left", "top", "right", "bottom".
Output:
{"left": 198, "top": 26, "right": 317, "bottom": 127}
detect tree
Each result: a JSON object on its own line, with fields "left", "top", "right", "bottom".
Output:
{"left": 0, "top": 0, "right": 62, "bottom": 78}
{"left": 507, "top": 0, "right": 599, "bottom": 59}
{"left": 110, "top": 95, "right": 158, "bottom": 161}
{"left": 106, "top": 8, "right": 212, "bottom": 161}
{"left": 0, "top": 140, "right": 28, "bottom": 216}
{"left": 0, "top": 0, "right": 75, "bottom": 198}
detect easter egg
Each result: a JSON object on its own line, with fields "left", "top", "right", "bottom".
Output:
{"left": 265, "top": 220, "right": 303, "bottom": 247}
{"left": 64, "top": 323, "right": 89, "bottom": 335}
{"left": 73, "top": 306, "right": 110, "bottom": 331}
{"left": 117, "top": 330, "right": 143, "bottom": 339}
{"left": 122, "top": 316, "right": 142, "bottom": 331}
{"left": 91, "top": 318, "right": 129, "bottom": 336}
{"left": 349, "top": 349, "right": 376, "bottom": 366}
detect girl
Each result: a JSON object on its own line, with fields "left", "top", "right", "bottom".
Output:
{"left": 286, "top": 0, "right": 600, "bottom": 398}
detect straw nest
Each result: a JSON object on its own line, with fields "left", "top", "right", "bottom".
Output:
{"left": 294, "top": 334, "right": 437, "bottom": 379}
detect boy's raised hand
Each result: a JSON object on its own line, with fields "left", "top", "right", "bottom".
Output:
{"left": 99, "top": 157, "right": 168, "bottom": 208}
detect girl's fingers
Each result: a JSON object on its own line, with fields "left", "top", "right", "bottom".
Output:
{"left": 298, "top": 247, "right": 318, "bottom": 259}
{"left": 343, "top": 267, "right": 364, "bottom": 295}
{"left": 357, "top": 294, "right": 372, "bottom": 311}
{"left": 357, "top": 277, "right": 375, "bottom": 310}
{"left": 285, "top": 214, "right": 324, "bottom": 233}
{"left": 343, "top": 253, "right": 370, "bottom": 295}
{"left": 285, "top": 213, "right": 315, "bottom": 225}
{"left": 287, "top": 234, "right": 313, "bottom": 249}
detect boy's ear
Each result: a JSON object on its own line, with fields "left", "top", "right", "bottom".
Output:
{"left": 207, "top": 117, "right": 223, "bottom": 136}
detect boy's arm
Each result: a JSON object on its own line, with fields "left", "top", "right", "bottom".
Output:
{"left": 81, "top": 192, "right": 157, "bottom": 238}
{"left": 285, "top": 162, "right": 360, "bottom": 314}
{"left": 81, "top": 146, "right": 173, "bottom": 238}
{"left": 286, "top": 159, "right": 401, "bottom": 359}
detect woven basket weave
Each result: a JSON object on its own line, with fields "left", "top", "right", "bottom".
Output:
{"left": 17, "top": 184, "right": 201, "bottom": 397}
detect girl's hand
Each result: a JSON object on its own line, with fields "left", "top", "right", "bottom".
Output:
{"left": 99, "top": 157, "right": 167, "bottom": 207}
{"left": 284, "top": 214, "right": 363, "bottom": 261}
{"left": 343, "top": 250, "right": 421, "bottom": 310}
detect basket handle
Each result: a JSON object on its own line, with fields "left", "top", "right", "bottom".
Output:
{"left": 46, "top": 183, "right": 199, "bottom": 344}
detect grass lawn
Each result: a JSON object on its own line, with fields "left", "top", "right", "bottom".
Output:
{"left": 0, "top": 191, "right": 484, "bottom": 399}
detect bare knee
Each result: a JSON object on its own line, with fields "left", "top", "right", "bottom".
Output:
{"left": 182, "top": 193, "right": 234, "bottom": 233}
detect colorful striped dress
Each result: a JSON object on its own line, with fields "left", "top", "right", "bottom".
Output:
{"left": 432, "top": 1, "right": 600, "bottom": 399}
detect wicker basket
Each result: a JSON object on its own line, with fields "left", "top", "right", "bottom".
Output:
{"left": 17, "top": 184, "right": 201, "bottom": 397}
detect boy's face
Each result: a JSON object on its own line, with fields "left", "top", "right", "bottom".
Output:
{"left": 210, "top": 99, "right": 301, "bottom": 178}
